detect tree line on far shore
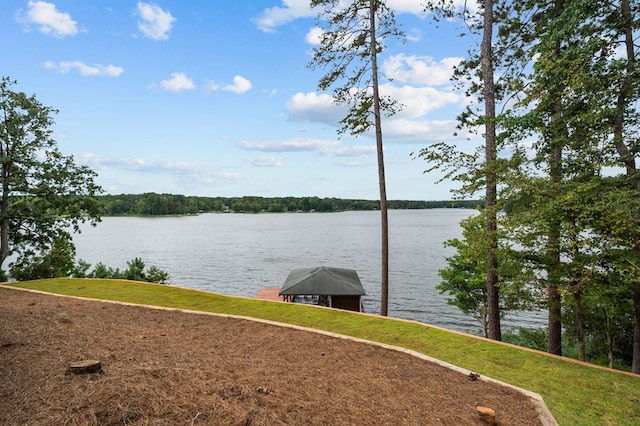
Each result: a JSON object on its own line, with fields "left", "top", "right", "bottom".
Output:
{"left": 98, "top": 193, "right": 483, "bottom": 216}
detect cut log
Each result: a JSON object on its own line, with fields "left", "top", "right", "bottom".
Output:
{"left": 69, "top": 360, "right": 102, "bottom": 374}
{"left": 477, "top": 406, "right": 496, "bottom": 425}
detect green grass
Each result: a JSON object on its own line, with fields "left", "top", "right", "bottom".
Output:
{"left": 6, "top": 278, "right": 640, "bottom": 425}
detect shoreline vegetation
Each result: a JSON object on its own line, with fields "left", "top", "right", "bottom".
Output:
{"left": 98, "top": 193, "right": 483, "bottom": 216}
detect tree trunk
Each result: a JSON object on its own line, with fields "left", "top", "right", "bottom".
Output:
{"left": 0, "top": 195, "right": 8, "bottom": 271}
{"left": 633, "top": 284, "right": 640, "bottom": 373}
{"left": 547, "top": 146, "right": 563, "bottom": 356}
{"left": 547, "top": 1, "right": 564, "bottom": 353}
{"left": 369, "top": 0, "right": 389, "bottom": 316}
{"left": 481, "top": 0, "right": 501, "bottom": 341}
{"left": 547, "top": 284, "right": 563, "bottom": 355}
{"left": 574, "top": 289, "right": 585, "bottom": 362}
{"left": 603, "top": 305, "right": 615, "bottom": 369}
{"left": 482, "top": 309, "right": 489, "bottom": 339}
{"left": 0, "top": 159, "right": 10, "bottom": 271}
{"left": 571, "top": 231, "right": 587, "bottom": 362}
{"left": 613, "top": 0, "right": 639, "bottom": 374}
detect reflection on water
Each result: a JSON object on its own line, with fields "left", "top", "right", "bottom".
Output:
{"left": 72, "top": 209, "right": 546, "bottom": 335}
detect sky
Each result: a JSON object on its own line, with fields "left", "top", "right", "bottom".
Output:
{"left": 1, "top": 0, "right": 479, "bottom": 200}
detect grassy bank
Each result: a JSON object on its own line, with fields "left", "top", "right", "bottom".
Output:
{"left": 6, "top": 278, "right": 640, "bottom": 425}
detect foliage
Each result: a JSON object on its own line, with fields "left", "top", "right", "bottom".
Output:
{"left": 437, "top": 212, "right": 537, "bottom": 336}
{"left": 563, "top": 289, "right": 635, "bottom": 369}
{"left": 124, "top": 257, "right": 146, "bottom": 281}
{"left": 9, "top": 237, "right": 76, "bottom": 281}
{"left": 145, "top": 265, "right": 170, "bottom": 285}
{"left": 0, "top": 77, "right": 103, "bottom": 277}
{"left": 502, "top": 327, "right": 548, "bottom": 352}
{"left": 420, "top": 0, "right": 640, "bottom": 368}
{"left": 98, "top": 193, "right": 482, "bottom": 215}
{"left": 72, "top": 257, "right": 170, "bottom": 285}
{"left": 308, "top": 0, "right": 404, "bottom": 135}
{"left": 420, "top": 0, "right": 508, "bottom": 339}
{"left": 492, "top": 0, "right": 640, "bottom": 367}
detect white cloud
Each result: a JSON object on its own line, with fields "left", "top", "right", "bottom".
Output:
{"left": 406, "top": 28, "right": 421, "bottom": 42}
{"left": 305, "top": 27, "right": 323, "bottom": 46}
{"left": 206, "top": 76, "right": 252, "bottom": 94}
{"left": 17, "top": 1, "right": 78, "bottom": 38}
{"left": 238, "top": 138, "right": 337, "bottom": 153}
{"left": 137, "top": 2, "right": 175, "bottom": 40}
{"left": 78, "top": 153, "right": 240, "bottom": 180}
{"left": 159, "top": 72, "right": 195, "bottom": 91}
{"left": 79, "top": 152, "right": 243, "bottom": 195}
{"left": 286, "top": 92, "right": 346, "bottom": 125}
{"left": 383, "top": 119, "right": 466, "bottom": 143}
{"left": 255, "top": 0, "right": 435, "bottom": 34}
{"left": 383, "top": 54, "right": 463, "bottom": 86}
{"left": 286, "top": 85, "right": 462, "bottom": 127}
{"left": 205, "top": 80, "right": 220, "bottom": 91}
{"left": 453, "top": 0, "right": 480, "bottom": 15}
{"left": 43, "top": 60, "right": 123, "bottom": 77}
{"left": 284, "top": 85, "right": 465, "bottom": 144}
{"left": 381, "top": 84, "right": 463, "bottom": 118}
{"left": 386, "top": 0, "right": 428, "bottom": 15}
{"left": 254, "top": 0, "right": 315, "bottom": 33}
{"left": 254, "top": 0, "right": 477, "bottom": 33}
{"left": 223, "top": 76, "right": 252, "bottom": 94}
{"left": 330, "top": 145, "right": 377, "bottom": 156}
{"left": 79, "top": 153, "right": 180, "bottom": 173}
{"left": 337, "top": 159, "right": 376, "bottom": 168}
{"left": 237, "top": 137, "right": 375, "bottom": 157}
{"left": 244, "top": 156, "right": 284, "bottom": 167}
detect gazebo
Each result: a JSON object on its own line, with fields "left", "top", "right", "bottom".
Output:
{"left": 279, "top": 266, "right": 366, "bottom": 312}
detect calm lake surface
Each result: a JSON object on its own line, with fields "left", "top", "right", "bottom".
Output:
{"left": 72, "top": 209, "right": 545, "bottom": 335}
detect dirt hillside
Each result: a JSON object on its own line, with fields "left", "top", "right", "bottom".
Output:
{"left": 0, "top": 287, "right": 544, "bottom": 425}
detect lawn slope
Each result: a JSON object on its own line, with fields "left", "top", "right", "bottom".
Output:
{"left": 6, "top": 278, "right": 640, "bottom": 425}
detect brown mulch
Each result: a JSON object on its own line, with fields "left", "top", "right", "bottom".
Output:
{"left": 0, "top": 287, "right": 544, "bottom": 425}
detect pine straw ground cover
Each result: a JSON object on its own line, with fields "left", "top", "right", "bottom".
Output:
{"left": 0, "top": 287, "right": 543, "bottom": 425}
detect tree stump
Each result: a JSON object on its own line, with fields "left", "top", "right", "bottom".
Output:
{"left": 69, "top": 360, "right": 102, "bottom": 374}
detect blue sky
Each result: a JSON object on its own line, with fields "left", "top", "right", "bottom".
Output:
{"left": 1, "top": 0, "right": 478, "bottom": 200}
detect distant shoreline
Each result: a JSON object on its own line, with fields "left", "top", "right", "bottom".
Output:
{"left": 100, "top": 207, "right": 479, "bottom": 218}
{"left": 98, "top": 193, "right": 484, "bottom": 216}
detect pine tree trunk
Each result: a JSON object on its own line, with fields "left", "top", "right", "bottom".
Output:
{"left": 633, "top": 285, "right": 640, "bottom": 373}
{"left": 0, "top": 168, "right": 10, "bottom": 270}
{"left": 547, "top": 146, "right": 563, "bottom": 356}
{"left": 613, "top": 0, "right": 639, "bottom": 374}
{"left": 574, "top": 289, "right": 585, "bottom": 362}
{"left": 369, "top": 0, "right": 389, "bottom": 317}
{"left": 481, "top": 0, "right": 501, "bottom": 340}
{"left": 547, "top": 4, "right": 564, "bottom": 353}
{"left": 603, "top": 306, "right": 615, "bottom": 369}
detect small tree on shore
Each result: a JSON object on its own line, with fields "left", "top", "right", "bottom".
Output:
{"left": 437, "top": 212, "right": 536, "bottom": 336}
{"left": 74, "top": 257, "right": 171, "bottom": 284}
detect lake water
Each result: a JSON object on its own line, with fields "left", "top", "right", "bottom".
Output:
{"left": 72, "top": 209, "right": 546, "bottom": 335}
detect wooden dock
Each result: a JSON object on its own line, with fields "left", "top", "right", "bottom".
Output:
{"left": 256, "top": 287, "right": 285, "bottom": 302}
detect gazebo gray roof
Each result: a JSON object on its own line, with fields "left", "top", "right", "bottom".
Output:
{"left": 279, "top": 266, "right": 366, "bottom": 296}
